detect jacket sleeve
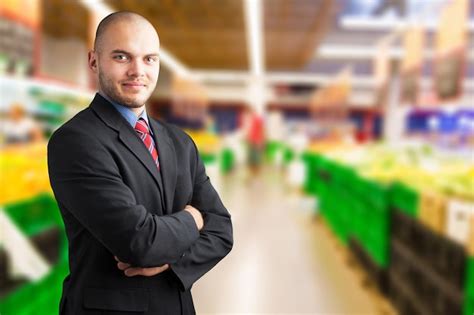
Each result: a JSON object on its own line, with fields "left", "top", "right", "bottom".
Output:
{"left": 47, "top": 127, "right": 200, "bottom": 267}
{"left": 169, "top": 137, "right": 233, "bottom": 291}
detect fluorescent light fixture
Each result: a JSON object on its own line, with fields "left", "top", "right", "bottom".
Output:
{"left": 341, "top": 17, "right": 407, "bottom": 30}
{"left": 159, "top": 49, "right": 192, "bottom": 78}
{"left": 341, "top": 16, "right": 474, "bottom": 31}
{"left": 191, "top": 70, "right": 474, "bottom": 93}
{"left": 266, "top": 72, "right": 376, "bottom": 87}
{"left": 193, "top": 70, "right": 250, "bottom": 83}
{"left": 192, "top": 70, "right": 375, "bottom": 87}
{"left": 317, "top": 45, "right": 404, "bottom": 59}
{"left": 244, "top": 0, "right": 264, "bottom": 76}
{"left": 316, "top": 45, "right": 474, "bottom": 61}
{"left": 79, "top": 0, "right": 113, "bottom": 18}
{"left": 79, "top": 0, "right": 192, "bottom": 78}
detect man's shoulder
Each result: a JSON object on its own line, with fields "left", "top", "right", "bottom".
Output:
{"left": 59, "top": 106, "right": 95, "bottom": 127}
{"left": 49, "top": 107, "right": 98, "bottom": 144}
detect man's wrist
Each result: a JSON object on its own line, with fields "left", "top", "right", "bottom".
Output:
{"left": 174, "top": 210, "right": 200, "bottom": 241}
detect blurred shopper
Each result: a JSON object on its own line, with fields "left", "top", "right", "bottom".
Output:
{"left": 246, "top": 111, "right": 265, "bottom": 174}
{"left": 47, "top": 12, "right": 232, "bottom": 315}
{"left": 1, "top": 103, "right": 43, "bottom": 145}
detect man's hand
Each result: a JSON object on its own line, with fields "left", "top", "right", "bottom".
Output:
{"left": 114, "top": 256, "right": 169, "bottom": 277}
{"left": 184, "top": 204, "right": 204, "bottom": 231}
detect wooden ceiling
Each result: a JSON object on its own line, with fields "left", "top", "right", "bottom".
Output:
{"left": 41, "top": 0, "right": 334, "bottom": 71}
{"left": 41, "top": 0, "right": 90, "bottom": 41}
{"left": 106, "top": 0, "right": 247, "bottom": 70}
{"left": 264, "top": 0, "right": 334, "bottom": 70}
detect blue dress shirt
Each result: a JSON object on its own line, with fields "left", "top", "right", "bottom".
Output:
{"left": 99, "top": 92, "right": 153, "bottom": 135}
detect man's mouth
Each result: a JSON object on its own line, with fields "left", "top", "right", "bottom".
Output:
{"left": 122, "top": 82, "right": 147, "bottom": 90}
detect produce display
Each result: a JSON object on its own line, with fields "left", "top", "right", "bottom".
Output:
{"left": 186, "top": 130, "right": 221, "bottom": 156}
{"left": 187, "top": 130, "right": 235, "bottom": 173}
{"left": 0, "top": 142, "right": 51, "bottom": 205}
{"left": 302, "top": 142, "right": 474, "bottom": 315}
{"left": 325, "top": 144, "right": 474, "bottom": 201}
{"left": 0, "top": 193, "right": 68, "bottom": 315}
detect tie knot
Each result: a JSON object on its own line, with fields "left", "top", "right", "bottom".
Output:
{"left": 134, "top": 118, "right": 149, "bottom": 135}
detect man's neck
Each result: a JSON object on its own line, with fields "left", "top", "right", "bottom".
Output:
{"left": 99, "top": 90, "right": 145, "bottom": 117}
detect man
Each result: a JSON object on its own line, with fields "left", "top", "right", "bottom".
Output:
{"left": 47, "top": 11, "right": 233, "bottom": 315}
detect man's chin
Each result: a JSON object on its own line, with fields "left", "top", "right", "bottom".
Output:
{"left": 120, "top": 95, "right": 150, "bottom": 108}
{"left": 124, "top": 101, "right": 146, "bottom": 108}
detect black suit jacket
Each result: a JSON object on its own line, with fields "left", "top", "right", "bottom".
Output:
{"left": 47, "top": 93, "right": 233, "bottom": 314}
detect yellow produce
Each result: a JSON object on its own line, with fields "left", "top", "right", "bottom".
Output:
{"left": 186, "top": 130, "right": 221, "bottom": 155}
{"left": 309, "top": 143, "right": 474, "bottom": 201}
{"left": 0, "top": 142, "right": 52, "bottom": 205}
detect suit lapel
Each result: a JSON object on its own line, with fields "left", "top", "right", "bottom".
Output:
{"left": 90, "top": 94, "right": 164, "bottom": 200}
{"left": 117, "top": 128, "right": 164, "bottom": 197}
{"left": 149, "top": 119, "right": 177, "bottom": 215}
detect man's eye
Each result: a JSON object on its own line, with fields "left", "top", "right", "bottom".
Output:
{"left": 114, "top": 55, "right": 128, "bottom": 61}
{"left": 146, "top": 57, "right": 158, "bottom": 63}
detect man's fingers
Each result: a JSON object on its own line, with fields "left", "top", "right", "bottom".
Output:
{"left": 141, "top": 264, "right": 169, "bottom": 276}
{"left": 114, "top": 254, "right": 170, "bottom": 276}
{"left": 117, "top": 262, "right": 131, "bottom": 270}
{"left": 114, "top": 256, "right": 131, "bottom": 271}
{"left": 124, "top": 267, "right": 158, "bottom": 277}
{"left": 124, "top": 267, "right": 141, "bottom": 277}
{"left": 141, "top": 267, "right": 162, "bottom": 276}
{"left": 123, "top": 264, "right": 169, "bottom": 277}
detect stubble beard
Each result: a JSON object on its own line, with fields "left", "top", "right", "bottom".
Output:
{"left": 98, "top": 70, "right": 153, "bottom": 108}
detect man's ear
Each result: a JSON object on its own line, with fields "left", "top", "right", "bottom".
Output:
{"left": 88, "top": 51, "right": 98, "bottom": 73}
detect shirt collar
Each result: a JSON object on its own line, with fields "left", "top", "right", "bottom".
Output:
{"left": 99, "top": 92, "right": 153, "bottom": 134}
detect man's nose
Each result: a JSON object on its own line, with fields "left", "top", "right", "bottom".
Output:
{"left": 127, "top": 59, "right": 145, "bottom": 77}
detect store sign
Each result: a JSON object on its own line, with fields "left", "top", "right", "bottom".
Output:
{"left": 434, "top": 0, "right": 469, "bottom": 101}
{"left": 400, "top": 26, "right": 424, "bottom": 105}
{"left": 344, "top": 0, "right": 448, "bottom": 20}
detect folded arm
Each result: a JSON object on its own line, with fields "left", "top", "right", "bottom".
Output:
{"left": 48, "top": 128, "right": 200, "bottom": 267}
{"left": 168, "top": 137, "right": 234, "bottom": 290}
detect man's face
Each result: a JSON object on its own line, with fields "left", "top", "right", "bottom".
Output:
{"left": 89, "top": 19, "right": 160, "bottom": 108}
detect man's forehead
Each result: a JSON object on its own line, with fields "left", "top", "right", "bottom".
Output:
{"left": 101, "top": 22, "right": 159, "bottom": 50}
{"left": 106, "top": 18, "right": 158, "bottom": 37}
{"left": 97, "top": 18, "right": 158, "bottom": 47}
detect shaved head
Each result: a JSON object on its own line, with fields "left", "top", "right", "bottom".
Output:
{"left": 94, "top": 11, "right": 157, "bottom": 52}
{"left": 88, "top": 11, "right": 160, "bottom": 111}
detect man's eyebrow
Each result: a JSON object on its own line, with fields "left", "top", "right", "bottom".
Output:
{"left": 110, "top": 50, "right": 159, "bottom": 58}
{"left": 110, "top": 49, "right": 131, "bottom": 55}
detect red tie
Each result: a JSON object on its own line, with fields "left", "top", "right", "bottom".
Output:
{"left": 134, "top": 117, "right": 160, "bottom": 170}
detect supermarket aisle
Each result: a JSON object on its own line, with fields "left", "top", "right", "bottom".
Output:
{"left": 193, "top": 166, "right": 388, "bottom": 315}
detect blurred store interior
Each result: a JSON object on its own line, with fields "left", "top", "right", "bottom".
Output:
{"left": 1, "top": 0, "right": 474, "bottom": 314}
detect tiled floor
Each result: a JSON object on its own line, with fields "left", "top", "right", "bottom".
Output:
{"left": 192, "top": 166, "right": 389, "bottom": 315}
